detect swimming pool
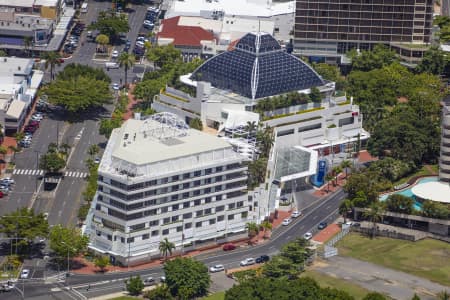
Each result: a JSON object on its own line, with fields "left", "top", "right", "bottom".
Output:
{"left": 379, "top": 176, "right": 438, "bottom": 210}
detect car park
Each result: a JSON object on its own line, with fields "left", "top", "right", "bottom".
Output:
{"left": 20, "top": 269, "right": 30, "bottom": 279}
{"left": 282, "top": 218, "right": 292, "bottom": 226}
{"left": 303, "top": 232, "right": 313, "bottom": 240}
{"left": 143, "top": 277, "right": 155, "bottom": 286}
{"left": 222, "top": 243, "right": 236, "bottom": 251}
{"left": 255, "top": 255, "right": 270, "bottom": 263}
{"left": 318, "top": 221, "right": 328, "bottom": 230}
{"left": 291, "top": 210, "right": 302, "bottom": 218}
{"left": 240, "top": 258, "right": 255, "bottom": 266}
{"left": 209, "top": 264, "right": 225, "bottom": 272}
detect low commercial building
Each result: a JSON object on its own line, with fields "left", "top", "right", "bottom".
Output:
{"left": 0, "top": 56, "right": 43, "bottom": 134}
{"left": 87, "top": 113, "right": 250, "bottom": 266}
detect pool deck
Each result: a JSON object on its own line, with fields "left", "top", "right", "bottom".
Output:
{"left": 379, "top": 175, "right": 438, "bottom": 198}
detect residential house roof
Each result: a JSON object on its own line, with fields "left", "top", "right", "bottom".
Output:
{"left": 157, "top": 16, "right": 215, "bottom": 47}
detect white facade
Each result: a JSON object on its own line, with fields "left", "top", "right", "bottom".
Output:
{"left": 87, "top": 114, "right": 250, "bottom": 266}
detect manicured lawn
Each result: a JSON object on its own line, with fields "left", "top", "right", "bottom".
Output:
{"left": 336, "top": 233, "right": 450, "bottom": 286}
{"left": 301, "top": 270, "right": 370, "bottom": 299}
{"left": 202, "top": 291, "right": 225, "bottom": 300}
{"left": 393, "top": 164, "right": 437, "bottom": 186}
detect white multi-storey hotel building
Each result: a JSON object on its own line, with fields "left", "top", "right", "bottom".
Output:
{"left": 87, "top": 113, "right": 249, "bottom": 266}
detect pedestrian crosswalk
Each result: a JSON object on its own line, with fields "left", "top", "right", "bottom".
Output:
{"left": 12, "top": 169, "right": 88, "bottom": 178}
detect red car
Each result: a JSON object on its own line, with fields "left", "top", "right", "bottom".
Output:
{"left": 0, "top": 191, "right": 4, "bottom": 198}
{"left": 28, "top": 121, "right": 39, "bottom": 128}
{"left": 24, "top": 126, "right": 37, "bottom": 133}
{"left": 222, "top": 243, "right": 236, "bottom": 251}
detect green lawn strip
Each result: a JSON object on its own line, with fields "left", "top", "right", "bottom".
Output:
{"left": 202, "top": 291, "right": 226, "bottom": 300}
{"left": 392, "top": 165, "right": 435, "bottom": 186}
{"left": 336, "top": 233, "right": 450, "bottom": 286}
{"left": 301, "top": 270, "right": 370, "bottom": 299}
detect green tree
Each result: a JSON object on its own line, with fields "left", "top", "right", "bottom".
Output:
{"left": 362, "top": 292, "right": 387, "bottom": 300}
{"left": 94, "top": 255, "right": 110, "bottom": 272}
{"left": 164, "top": 257, "right": 210, "bottom": 300}
{"left": 134, "top": 79, "right": 165, "bottom": 106}
{"left": 416, "top": 46, "right": 446, "bottom": 75}
{"left": 0, "top": 208, "right": 49, "bottom": 252}
{"left": 246, "top": 222, "right": 259, "bottom": 239}
{"left": 0, "top": 49, "right": 6, "bottom": 56}
{"left": 256, "top": 125, "right": 274, "bottom": 158}
{"left": 43, "top": 75, "right": 112, "bottom": 113}
{"left": 280, "top": 237, "right": 312, "bottom": 265}
{"left": 117, "top": 52, "right": 135, "bottom": 86}
{"left": 247, "top": 157, "right": 268, "bottom": 189}
{"left": 437, "top": 290, "right": 450, "bottom": 300}
{"left": 189, "top": 118, "right": 203, "bottom": 130}
{"left": 95, "top": 34, "right": 110, "bottom": 53}
{"left": 421, "top": 200, "right": 449, "bottom": 219}
{"left": 42, "top": 51, "right": 62, "bottom": 80}
{"left": 87, "top": 144, "right": 100, "bottom": 157}
{"left": 49, "top": 225, "right": 89, "bottom": 259}
{"left": 159, "top": 237, "right": 175, "bottom": 260}
{"left": 385, "top": 194, "right": 415, "bottom": 214}
{"left": 39, "top": 152, "right": 66, "bottom": 173}
{"left": 89, "top": 11, "right": 130, "bottom": 42}
{"left": 0, "top": 145, "right": 7, "bottom": 162}
{"left": 8, "top": 145, "right": 20, "bottom": 162}
{"left": 340, "top": 160, "right": 352, "bottom": 178}
{"left": 339, "top": 199, "right": 353, "bottom": 223}
{"left": 309, "top": 86, "right": 322, "bottom": 103}
{"left": 325, "top": 173, "right": 334, "bottom": 192}
{"left": 411, "top": 294, "right": 421, "bottom": 300}
{"left": 99, "top": 118, "right": 122, "bottom": 138}
{"left": 144, "top": 284, "right": 174, "bottom": 300}
{"left": 363, "top": 202, "right": 385, "bottom": 239}
{"left": 262, "top": 255, "right": 299, "bottom": 278}
{"left": 146, "top": 45, "right": 182, "bottom": 69}
{"left": 126, "top": 275, "right": 144, "bottom": 296}
{"left": 261, "top": 220, "right": 272, "bottom": 238}
{"left": 349, "top": 44, "right": 397, "bottom": 71}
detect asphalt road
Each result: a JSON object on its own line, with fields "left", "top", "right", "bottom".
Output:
{"left": 3, "top": 189, "right": 345, "bottom": 300}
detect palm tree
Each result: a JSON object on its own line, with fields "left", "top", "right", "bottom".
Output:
{"left": 246, "top": 222, "right": 259, "bottom": 239}
{"left": 158, "top": 238, "right": 175, "bottom": 261}
{"left": 245, "top": 121, "right": 257, "bottom": 137}
{"left": 340, "top": 160, "right": 352, "bottom": 179}
{"left": 437, "top": 290, "right": 450, "bottom": 300}
{"left": 261, "top": 221, "right": 272, "bottom": 239}
{"left": 118, "top": 52, "right": 135, "bottom": 86}
{"left": 257, "top": 125, "right": 274, "bottom": 158}
{"left": 325, "top": 173, "right": 334, "bottom": 192}
{"left": 339, "top": 199, "right": 353, "bottom": 223}
{"left": 8, "top": 145, "right": 19, "bottom": 162}
{"left": 23, "top": 36, "right": 32, "bottom": 57}
{"left": 88, "top": 144, "right": 100, "bottom": 157}
{"left": 95, "top": 34, "right": 109, "bottom": 53}
{"left": 332, "top": 166, "right": 342, "bottom": 186}
{"left": 42, "top": 51, "right": 62, "bottom": 80}
{"left": 363, "top": 202, "right": 385, "bottom": 239}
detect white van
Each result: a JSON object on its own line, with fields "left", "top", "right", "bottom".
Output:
{"left": 81, "top": 3, "right": 88, "bottom": 13}
{"left": 105, "top": 62, "right": 119, "bottom": 69}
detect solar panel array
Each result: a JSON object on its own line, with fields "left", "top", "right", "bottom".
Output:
{"left": 191, "top": 33, "right": 325, "bottom": 99}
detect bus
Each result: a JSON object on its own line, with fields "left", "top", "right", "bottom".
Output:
{"left": 81, "top": 2, "right": 88, "bottom": 13}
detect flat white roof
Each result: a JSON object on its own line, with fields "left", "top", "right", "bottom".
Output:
{"left": 35, "top": 0, "right": 59, "bottom": 6}
{"left": 0, "top": 57, "right": 33, "bottom": 77}
{"left": 0, "top": 0, "right": 34, "bottom": 7}
{"left": 112, "top": 118, "right": 233, "bottom": 165}
{"left": 411, "top": 181, "right": 450, "bottom": 204}
{"left": 168, "top": 0, "right": 295, "bottom": 18}
{"left": 6, "top": 100, "right": 26, "bottom": 119}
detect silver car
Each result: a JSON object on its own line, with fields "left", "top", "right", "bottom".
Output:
{"left": 209, "top": 264, "right": 225, "bottom": 273}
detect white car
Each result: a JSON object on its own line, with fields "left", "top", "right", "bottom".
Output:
{"left": 20, "top": 269, "right": 30, "bottom": 279}
{"left": 31, "top": 115, "right": 43, "bottom": 121}
{"left": 303, "top": 232, "right": 313, "bottom": 240}
{"left": 111, "top": 50, "right": 119, "bottom": 58}
{"left": 282, "top": 218, "right": 292, "bottom": 226}
{"left": 43, "top": 212, "right": 49, "bottom": 220}
{"left": 112, "top": 83, "right": 120, "bottom": 90}
{"left": 143, "top": 277, "right": 155, "bottom": 286}
{"left": 1, "top": 177, "right": 15, "bottom": 185}
{"left": 143, "top": 20, "right": 154, "bottom": 26}
{"left": 135, "top": 41, "right": 145, "bottom": 48}
{"left": 94, "top": 157, "right": 101, "bottom": 164}
{"left": 291, "top": 210, "right": 302, "bottom": 218}
{"left": 240, "top": 258, "right": 255, "bottom": 266}
{"left": 209, "top": 264, "right": 225, "bottom": 273}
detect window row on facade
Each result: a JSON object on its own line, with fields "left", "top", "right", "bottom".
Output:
{"left": 100, "top": 163, "right": 243, "bottom": 192}
{"left": 97, "top": 211, "right": 249, "bottom": 244}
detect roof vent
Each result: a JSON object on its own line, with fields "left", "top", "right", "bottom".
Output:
{"left": 18, "top": 66, "right": 21, "bottom": 71}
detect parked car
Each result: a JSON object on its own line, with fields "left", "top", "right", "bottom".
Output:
{"left": 222, "top": 243, "right": 236, "bottom": 251}
{"left": 0, "top": 185, "right": 9, "bottom": 193}
{"left": 282, "top": 218, "right": 292, "bottom": 226}
{"left": 19, "top": 140, "right": 31, "bottom": 148}
{"left": 31, "top": 115, "right": 42, "bottom": 122}
{"left": 29, "top": 120, "right": 40, "bottom": 126}
{"left": 303, "top": 232, "right": 313, "bottom": 240}
{"left": 20, "top": 269, "right": 30, "bottom": 279}
{"left": 291, "top": 210, "right": 302, "bottom": 218}
{"left": 0, "top": 191, "right": 4, "bottom": 198}
{"left": 94, "top": 157, "right": 101, "bottom": 164}
{"left": 24, "top": 126, "right": 37, "bottom": 134}
{"left": 1, "top": 177, "right": 14, "bottom": 185}
{"left": 318, "top": 221, "right": 328, "bottom": 230}
{"left": 135, "top": 41, "right": 145, "bottom": 48}
{"left": 209, "top": 264, "right": 225, "bottom": 273}
{"left": 240, "top": 258, "right": 255, "bottom": 266}
{"left": 0, "top": 282, "right": 14, "bottom": 292}
{"left": 111, "top": 50, "right": 119, "bottom": 58}
{"left": 143, "top": 277, "right": 155, "bottom": 286}
{"left": 255, "top": 255, "right": 270, "bottom": 263}
{"left": 160, "top": 276, "right": 166, "bottom": 282}
{"left": 43, "top": 213, "right": 49, "bottom": 220}
{"left": 112, "top": 83, "right": 120, "bottom": 90}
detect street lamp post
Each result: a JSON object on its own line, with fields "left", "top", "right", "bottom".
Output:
{"left": 61, "top": 241, "right": 75, "bottom": 282}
